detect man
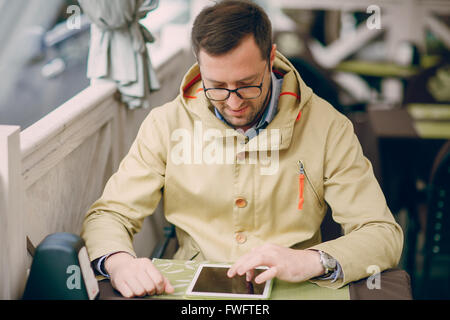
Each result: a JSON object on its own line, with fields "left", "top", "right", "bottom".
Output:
{"left": 81, "top": 0, "right": 403, "bottom": 298}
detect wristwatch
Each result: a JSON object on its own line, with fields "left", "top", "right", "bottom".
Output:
{"left": 318, "top": 250, "right": 337, "bottom": 275}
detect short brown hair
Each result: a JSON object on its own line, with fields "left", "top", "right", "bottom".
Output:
{"left": 191, "top": 0, "right": 272, "bottom": 61}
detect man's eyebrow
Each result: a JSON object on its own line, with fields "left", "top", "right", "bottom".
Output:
{"left": 204, "top": 73, "right": 259, "bottom": 85}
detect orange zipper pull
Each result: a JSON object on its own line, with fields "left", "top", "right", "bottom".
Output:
{"left": 298, "top": 161, "right": 305, "bottom": 210}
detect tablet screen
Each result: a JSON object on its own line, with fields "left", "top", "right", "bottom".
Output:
{"left": 186, "top": 264, "right": 272, "bottom": 299}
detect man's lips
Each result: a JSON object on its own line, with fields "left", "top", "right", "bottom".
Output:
{"left": 226, "top": 106, "right": 248, "bottom": 116}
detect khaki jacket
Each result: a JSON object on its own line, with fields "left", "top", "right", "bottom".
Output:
{"left": 81, "top": 51, "right": 403, "bottom": 289}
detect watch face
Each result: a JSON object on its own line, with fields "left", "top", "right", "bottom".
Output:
{"left": 321, "top": 252, "right": 337, "bottom": 270}
{"left": 326, "top": 257, "right": 337, "bottom": 269}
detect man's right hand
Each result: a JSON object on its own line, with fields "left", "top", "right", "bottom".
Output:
{"left": 104, "top": 252, "right": 174, "bottom": 298}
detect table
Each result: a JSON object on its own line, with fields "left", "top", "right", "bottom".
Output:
{"left": 367, "top": 106, "right": 449, "bottom": 215}
{"left": 367, "top": 105, "right": 448, "bottom": 210}
{"left": 369, "top": 104, "right": 450, "bottom": 140}
{"left": 368, "top": 108, "right": 418, "bottom": 139}
{"left": 367, "top": 105, "right": 449, "bottom": 291}
{"left": 335, "top": 61, "right": 419, "bottom": 79}
{"left": 97, "top": 259, "right": 412, "bottom": 300}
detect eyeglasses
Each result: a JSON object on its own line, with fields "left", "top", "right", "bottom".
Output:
{"left": 202, "top": 62, "right": 268, "bottom": 101}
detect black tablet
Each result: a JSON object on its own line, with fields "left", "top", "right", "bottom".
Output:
{"left": 185, "top": 263, "right": 273, "bottom": 299}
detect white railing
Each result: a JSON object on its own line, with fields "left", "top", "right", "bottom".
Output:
{"left": 0, "top": 41, "right": 194, "bottom": 299}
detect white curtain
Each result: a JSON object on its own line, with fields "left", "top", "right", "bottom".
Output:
{"left": 78, "top": 0, "right": 160, "bottom": 109}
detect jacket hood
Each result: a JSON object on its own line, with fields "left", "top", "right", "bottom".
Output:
{"left": 178, "top": 51, "right": 314, "bottom": 147}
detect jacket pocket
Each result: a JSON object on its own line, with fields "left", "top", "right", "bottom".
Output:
{"left": 187, "top": 239, "right": 203, "bottom": 261}
{"left": 298, "top": 160, "right": 323, "bottom": 209}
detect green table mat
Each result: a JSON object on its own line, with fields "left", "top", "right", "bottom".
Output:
{"left": 151, "top": 259, "right": 349, "bottom": 300}
{"left": 413, "top": 121, "right": 450, "bottom": 139}
{"left": 407, "top": 104, "right": 450, "bottom": 121}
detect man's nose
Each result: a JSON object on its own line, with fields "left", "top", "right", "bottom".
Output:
{"left": 227, "top": 90, "right": 244, "bottom": 110}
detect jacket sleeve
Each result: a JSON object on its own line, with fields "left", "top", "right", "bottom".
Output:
{"left": 308, "top": 115, "right": 404, "bottom": 289}
{"left": 80, "top": 112, "right": 167, "bottom": 262}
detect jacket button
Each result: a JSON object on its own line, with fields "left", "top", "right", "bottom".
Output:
{"left": 235, "top": 198, "right": 247, "bottom": 208}
{"left": 235, "top": 232, "right": 247, "bottom": 244}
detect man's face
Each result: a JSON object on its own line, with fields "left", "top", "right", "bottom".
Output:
{"left": 198, "top": 35, "right": 275, "bottom": 131}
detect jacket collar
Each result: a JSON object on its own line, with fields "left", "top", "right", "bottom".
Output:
{"left": 179, "top": 51, "right": 313, "bottom": 151}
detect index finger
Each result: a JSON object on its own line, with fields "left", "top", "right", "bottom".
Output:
{"left": 228, "top": 251, "right": 267, "bottom": 278}
{"left": 227, "top": 251, "right": 253, "bottom": 278}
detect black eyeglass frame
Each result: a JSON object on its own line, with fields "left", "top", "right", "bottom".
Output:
{"left": 202, "top": 61, "right": 270, "bottom": 102}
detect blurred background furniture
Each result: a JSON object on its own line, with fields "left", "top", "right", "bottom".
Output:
{"left": 417, "top": 141, "right": 450, "bottom": 299}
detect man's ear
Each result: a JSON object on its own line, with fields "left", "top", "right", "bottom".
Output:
{"left": 269, "top": 44, "right": 277, "bottom": 69}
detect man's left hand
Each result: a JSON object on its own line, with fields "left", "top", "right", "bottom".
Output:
{"left": 227, "top": 243, "right": 325, "bottom": 284}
